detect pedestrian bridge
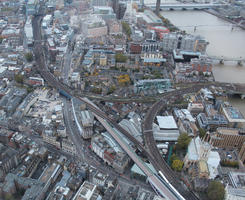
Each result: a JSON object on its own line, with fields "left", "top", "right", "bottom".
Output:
{"left": 208, "top": 56, "right": 245, "bottom": 65}
{"left": 145, "top": 3, "right": 227, "bottom": 10}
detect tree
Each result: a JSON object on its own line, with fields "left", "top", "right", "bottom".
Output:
{"left": 115, "top": 53, "right": 127, "bottom": 63}
{"left": 27, "top": 86, "right": 34, "bottom": 93}
{"left": 14, "top": 74, "right": 24, "bottom": 84}
{"left": 176, "top": 133, "right": 191, "bottom": 150}
{"left": 118, "top": 74, "right": 130, "bottom": 86}
{"left": 199, "top": 128, "right": 206, "bottom": 139}
{"left": 25, "top": 52, "right": 33, "bottom": 62}
{"left": 5, "top": 194, "right": 15, "bottom": 200}
{"left": 107, "top": 85, "right": 116, "bottom": 95}
{"left": 171, "top": 159, "right": 184, "bottom": 172}
{"left": 121, "top": 21, "right": 132, "bottom": 38}
{"left": 207, "top": 181, "right": 225, "bottom": 200}
{"left": 170, "top": 153, "right": 179, "bottom": 165}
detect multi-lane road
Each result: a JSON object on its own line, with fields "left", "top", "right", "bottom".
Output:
{"left": 31, "top": 9, "right": 239, "bottom": 199}
{"left": 32, "top": 13, "right": 188, "bottom": 199}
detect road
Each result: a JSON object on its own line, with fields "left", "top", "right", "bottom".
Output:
{"left": 31, "top": 9, "right": 205, "bottom": 199}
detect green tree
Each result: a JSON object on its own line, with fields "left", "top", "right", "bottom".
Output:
{"left": 5, "top": 193, "right": 15, "bottom": 200}
{"left": 27, "top": 86, "right": 34, "bottom": 93}
{"left": 199, "top": 128, "right": 206, "bottom": 139}
{"left": 176, "top": 133, "right": 191, "bottom": 150}
{"left": 171, "top": 159, "right": 184, "bottom": 172}
{"left": 107, "top": 85, "right": 116, "bottom": 95}
{"left": 122, "top": 21, "right": 132, "bottom": 38}
{"left": 25, "top": 52, "right": 33, "bottom": 62}
{"left": 115, "top": 53, "right": 127, "bottom": 63}
{"left": 14, "top": 74, "right": 24, "bottom": 84}
{"left": 170, "top": 153, "right": 179, "bottom": 165}
{"left": 207, "top": 181, "right": 225, "bottom": 200}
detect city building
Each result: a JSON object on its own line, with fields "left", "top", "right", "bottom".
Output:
{"left": 149, "top": 26, "right": 169, "bottom": 39}
{"left": 112, "top": 0, "right": 126, "bottom": 20}
{"left": 61, "top": 139, "right": 76, "bottom": 155}
{"left": 26, "top": 0, "right": 39, "bottom": 15}
{"left": 134, "top": 79, "right": 171, "bottom": 94}
{"left": 0, "top": 143, "right": 20, "bottom": 175}
{"left": 24, "top": 17, "right": 33, "bottom": 47}
{"left": 153, "top": 116, "right": 180, "bottom": 141}
{"left": 72, "top": 181, "right": 102, "bottom": 200}
{"left": 91, "top": 134, "right": 130, "bottom": 173}
{"left": 107, "top": 20, "right": 122, "bottom": 35}
{"left": 81, "top": 15, "right": 108, "bottom": 38}
{"left": 91, "top": 0, "right": 108, "bottom": 7}
{"left": 141, "top": 53, "right": 166, "bottom": 66}
{"left": 93, "top": 6, "right": 116, "bottom": 21}
{"left": 191, "top": 56, "right": 212, "bottom": 76}
{"left": 210, "top": 127, "right": 245, "bottom": 149}
{"left": 226, "top": 172, "right": 245, "bottom": 200}
{"left": 119, "top": 118, "right": 143, "bottom": 144}
{"left": 28, "top": 77, "right": 45, "bottom": 86}
{"left": 92, "top": 171, "right": 108, "bottom": 186}
{"left": 1, "top": 173, "right": 44, "bottom": 200}
{"left": 42, "top": 129, "right": 61, "bottom": 149}
{"left": 184, "top": 137, "right": 220, "bottom": 179}
{"left": 221, "top": 105, "right": 245, "bottom": 128}
{"left": 197, "top": 113, "right": 228, "bottom": 131}
{"left": 80, "top": 110, "right": 94, "bottom": 139}
{"left": 137, "top": 10, "right": 162, "bottom": 25}
{"left": 173, "top": 109, "right": 198, "bottom": 136}
{"left": 162, "top": 33, "right": 208, "bottom": 54}
{"left": 239, "top": 142, "right": 245, "bottom": 163}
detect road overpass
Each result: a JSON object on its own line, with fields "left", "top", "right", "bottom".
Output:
{"left": 145, "top": 3, "right": 227, "bottom": 10}
{"left": 32, "top": 12, "right": 189, "bottom": 200}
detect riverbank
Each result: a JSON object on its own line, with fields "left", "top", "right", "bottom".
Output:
{"left": 205, "top": 9, "right": 245, "bottom": 30}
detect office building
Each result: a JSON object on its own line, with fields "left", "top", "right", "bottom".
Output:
{"left": 197, "top": 113, "right": 228, "bottom": 131}
{"left": 221, "top": 105, "right": 245, "bottom": 128}
{"left": 210, "top": 127, "right": 245, "bottom": 149}
{"left": 73, "top": 181, "right": 102, "bottom": 200}
{"left": 162, "top": 33, "right": 208, "bottom": 54}
{"left": 81, "top": 15, "right": 108, "bottom": 38}
{"left": 91, "top": 0, "right": 107, "bottom": 7}
{"left": 239, "top": 142, "right": 245, "bottom": 163}
{"left": 153, "top": 116, "right": 180, "bottom": 141}
{"left": 134, "top": 79, "right": 171, "bottom": 94}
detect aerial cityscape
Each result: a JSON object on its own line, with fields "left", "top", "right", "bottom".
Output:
{"left": 0, "top": 0, "right": 245, "bottom": 199}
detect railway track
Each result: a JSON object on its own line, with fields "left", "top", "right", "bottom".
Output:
{"left": 32, "top": 13, "right": 225, "bottom": 200}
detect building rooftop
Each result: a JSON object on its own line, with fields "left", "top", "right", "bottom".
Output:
{"left": 73, "top": 181, "right": 101, "bottom": 200}
{"left": 198, "top": 160, "right": 209, "bottom": 174}
{"left": 156, "top": 116, "right": 178, "bottom": 130}
{"left": 131, "top": 162, "right": 157, "bottom": 177}
{"left": 223, "top": 106, "right": 245, "bottom": 123}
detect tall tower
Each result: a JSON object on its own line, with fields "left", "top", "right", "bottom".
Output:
{"left": 156, "top": 0, "right": 161, "bottom": 16}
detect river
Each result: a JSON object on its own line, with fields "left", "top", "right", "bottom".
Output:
{"left": 158, "top": 9, "right": 245, "bottom": 115}
{"left": 160, "top": 10, "right": 245, "bottom": 83}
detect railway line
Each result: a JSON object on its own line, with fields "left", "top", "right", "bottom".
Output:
{"left": 32, "top": 12, "right": 209, "bottom": 199}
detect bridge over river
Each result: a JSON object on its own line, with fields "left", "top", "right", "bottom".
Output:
{"left": 145, "top": 2, "right": 227, "bottom": 10}
{"left": 208, "top": 56, "right": 245, "bottom": 65}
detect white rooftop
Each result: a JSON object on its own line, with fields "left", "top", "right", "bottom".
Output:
{"left": 156, "top": 116, "right": 178, "bottom": 129}
{"left": 207, "top": 151, "right": 220, "bottom": 179}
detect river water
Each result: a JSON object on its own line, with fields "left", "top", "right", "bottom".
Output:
{"left": 160, "top": 10, "right": 245, "bottom": 83}
{"left": 158, "top": 9, "right": 245, "bottom": 114}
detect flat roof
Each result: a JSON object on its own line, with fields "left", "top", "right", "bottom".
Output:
{"left": 156, "top": 116, "right": 178, "bottom": 130}
{"left": 131, "top": 162, "right": 157, "bottom": 177}
{"left": 223, "top": 107, "right": 245, "bottom": 123}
